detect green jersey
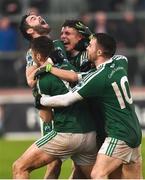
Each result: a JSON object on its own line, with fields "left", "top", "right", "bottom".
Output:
{"left": 26, "top": 39, "right": 67, "bottom": 67}
{"left": 75, "top": 55, "right": 142, "bottom": 148}
{"left": 68, "top": 50, "right": 106, "bottom": 143}
{"left": 26, "top": 39, "right": 68, "bottom": 135}
{"left": 37, "top": 61, "right": 96, "bottom": 133}
{"left": 68, "top": 51, "right": 88, "bottom": 71}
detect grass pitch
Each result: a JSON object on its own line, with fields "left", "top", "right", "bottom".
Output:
{"left": 0, "top": 137, "right": 145, "bottom": 179}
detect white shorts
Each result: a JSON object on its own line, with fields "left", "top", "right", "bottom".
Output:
{"left": 98, "top": 137, "right": 141, "bottom": 163}
{"left": 35, "top": 130, "right": 98, "bottom": 165}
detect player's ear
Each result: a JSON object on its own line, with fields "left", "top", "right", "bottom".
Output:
{"left": 27, "top": 28, "right": 34, "bottom": 35}
{"left": 97, "top": 49, "right": 102, "bottom": 56}
{"left": 36, "top": 53, "right": 41, "bottom": 61}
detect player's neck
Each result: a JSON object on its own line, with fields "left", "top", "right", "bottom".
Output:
{"left": 95, "top": 56, "right": 106, "bottom": 68}
{"left": 70, "top": 49, "right": 79, "bottom": 57}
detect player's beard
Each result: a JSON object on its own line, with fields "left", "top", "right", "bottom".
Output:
{"left": 33, "top": 25, "right": 51, "bottom": 36}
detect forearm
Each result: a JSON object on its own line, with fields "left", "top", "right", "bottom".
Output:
{"left": 26, "top": 66, "right": 38, "bottom": 88}
{"left": 39, "top": 107, "right": 53, "bottom": 123}
{"left": 41, "top": 92, "right": 83, "bottom": 107}
{"left": 51, "top": 67, "right": 78, "bottom": 82}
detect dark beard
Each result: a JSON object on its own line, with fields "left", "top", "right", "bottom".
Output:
{"left": 33, "top": 25, "right": 51, "bottom": 35}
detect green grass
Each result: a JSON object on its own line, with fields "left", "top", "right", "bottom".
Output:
{"left": 0, "top": 137, "right": 145, "bottom": 179}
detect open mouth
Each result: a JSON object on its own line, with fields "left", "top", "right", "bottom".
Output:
{"left": 40, "top": 19, "right": 46, "bottom": 25}
{"left": 63, "top": 41, "right": 69, "bottom": 46}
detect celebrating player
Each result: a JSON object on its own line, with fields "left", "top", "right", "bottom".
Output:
{"left": 36, "top": 33, "right": 142, "bottom": 179}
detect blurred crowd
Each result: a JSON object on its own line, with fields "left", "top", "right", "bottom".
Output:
{"left": 0, "top": 0, "right": 145, "bottom": 87}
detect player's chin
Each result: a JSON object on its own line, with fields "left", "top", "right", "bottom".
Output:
{"left": 45, "top": 26, "right": 51, "bottom": 33}
{"left": 65, "top": 46, "right": 72, "bottom": 52}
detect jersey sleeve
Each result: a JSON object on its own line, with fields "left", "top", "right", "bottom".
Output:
{"left": 74, "top": 68, "right": 106, "bottom": 99}
{"left": 113, "top": 55, "right": 128, "bottom": 72}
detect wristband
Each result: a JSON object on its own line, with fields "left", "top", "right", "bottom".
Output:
{"left": 46, "top": 64, "right": 52, "bottom": 72}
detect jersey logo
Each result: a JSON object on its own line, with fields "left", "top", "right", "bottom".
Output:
{"left": 110, "top": 63, "right": 115, "bottom": 68}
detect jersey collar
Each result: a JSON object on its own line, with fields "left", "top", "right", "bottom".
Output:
{"left": 96, "top": 57, "right": 113, "bottom": 69}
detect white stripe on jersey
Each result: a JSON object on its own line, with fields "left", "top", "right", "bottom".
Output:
{"left": 72, "top": 65, "right": 105, "bottom": 92}
{"left": 80, "top": 51, "right": 88, "bottom": 65}
{"left": 113, "top": 55, "right": 128, "bottom": 62}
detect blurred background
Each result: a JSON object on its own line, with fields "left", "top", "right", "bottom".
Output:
{"left": 0, "top": 0, "right": 145, "bottom": 141}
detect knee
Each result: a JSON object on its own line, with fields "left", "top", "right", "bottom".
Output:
{"left": 12, "top": 160, "right": 21, "bottom": 173}
{"left": 12, "top": 159, "right": 24, "bottom": 175}
{"left": 91, "top": 169, "right": 97, "bottom": 179}
{"left": 91, "top": 169, "right": 107, "bottom": 179}
{"left": 12, "top": 159, "right": 20, "bottom": 175}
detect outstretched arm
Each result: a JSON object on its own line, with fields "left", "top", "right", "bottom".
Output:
{"left": 40, "top": 92, "right": 83, "bottom": 107}
{"left": 50, "top": 67, "right": 79, "bottom": 82}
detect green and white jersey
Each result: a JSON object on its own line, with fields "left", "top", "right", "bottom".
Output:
{"left": 68, "top": 51, "right": 88, "bottom": 71}
{"left": 68, "top": 50, "right": 106, "bottom": 143}
{"left": 37, "top": 61, "right": 96, "bottom": 133}
{"left": 26, "top": 39, "right": 67, "bottom": 67}
{"left": 74, "top": 55, "right": 142, "bottom": 148}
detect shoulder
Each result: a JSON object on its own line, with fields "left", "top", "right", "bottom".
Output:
{"left": 113, "top": 55, "right": 128, "bottom": 62}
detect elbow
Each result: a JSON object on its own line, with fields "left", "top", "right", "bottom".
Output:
{"left": 27, "top": 79, "right": 36, "bottom": 88}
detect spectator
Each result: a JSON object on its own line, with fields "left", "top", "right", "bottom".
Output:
{"left": 89, "top": 11, "right": 118, "bottom": 39}
{"left": 29, "top": 0, "right": 49, "bottom": 13}
{"left": 0, "top": 17, "right": 18, "bottom": 51}
{"left": 0, "top": 106, "right": 4, "bottom": 136}
{"left": 116, "top": 11, "right": 144, "bottom": 85}
{"left": 0, "top": 16, "right": 19, "bottom": 87}
{"left": 86, "top": 0, "right": 111, "bottom": 12}
{"left": 49, "top": 0, "right": 87, "bottom": 15}
{"left": 109, "top": 0, "right": 126, "bottom": 11}
{"left": 0, "top": 0, "right": 21, "bottom": 15}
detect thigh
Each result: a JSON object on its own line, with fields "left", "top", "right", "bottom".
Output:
{"left": 91, "top": 154, "right": 122, "bottom": 179}
{"left": 108, "top": 164, "right": 123, "bottom": 179}
{"left": 16, "top": 143, "right": 55, "bottom": 171}
{"left": 72, "top": 131, "right": 97, "bottom": 166}
{"left": 122, "top": 146, "right": 143, "bottom": 179}
{"left": 99, "top": 137, "right": 135, "bottom": 163}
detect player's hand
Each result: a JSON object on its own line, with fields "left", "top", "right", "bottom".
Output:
{"left": 34, "top": 64, "right": 52, "bottom": 80}
{"left": 74, "top": 38, "right": 90, "bottom": 51}
{"left": 49, "top": 49, "right": 66, "bottom": 65}
{"left": 32, "top": 86, "right": 43, "bottom": 109}
{"left": 75, "top": 22, "right": 94, "bottom": 39}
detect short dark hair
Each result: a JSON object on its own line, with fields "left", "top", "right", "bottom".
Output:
{"left": 19, "top": 14, "right": 32, "bottom": 41}
{"left": 31, "top": 36, "right": 54, "bottom": 58}
{"left": 95, "top": 33, "right": 116, "bottom": 58}
{"left": 62, "top": 19, "right": 86, "bottom": 32}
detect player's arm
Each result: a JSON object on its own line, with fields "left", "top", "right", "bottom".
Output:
{"left": 25, "top": 49, "right": 39, "bottom": 88}
{"left": 39, "top": 91, "right": 83, "bottom": 107}
{"left": 35, "top": 63, "right": 89, "bottom": 83}
{"left": 50, "top": 67, "right": 79, "bottom": 82}
{"left": 39, "top": 106, "right": 53, "bottom": 123}
{"left": 26, "top": 65, "right": 38, "bottom": 88}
